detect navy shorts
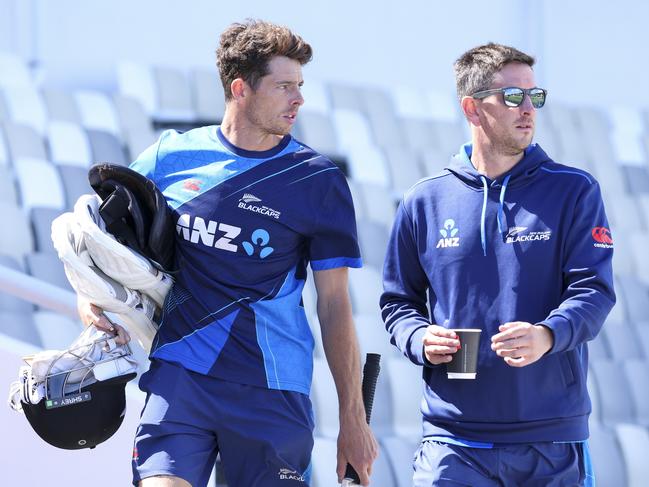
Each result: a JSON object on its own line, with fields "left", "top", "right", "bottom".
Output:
{"left": 132, "top": 360, "right": 314, "bottom": 487}
{"left": 413, "top": 439, "right": 595, "bottom": 486}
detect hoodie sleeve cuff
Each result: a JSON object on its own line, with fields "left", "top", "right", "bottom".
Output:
{"left": 538, "top": 315, "right": 571, "bottom": 354}
{"left": 408, "top": 327, "right": 439, "bottom": 368}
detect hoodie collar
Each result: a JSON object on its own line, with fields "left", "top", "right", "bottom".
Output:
{"left": 447, "top": 142, "right": 550, "bottom": 189}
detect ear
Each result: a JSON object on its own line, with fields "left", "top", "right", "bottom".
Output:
{"left": 230, "top": 78, "right": 246, "bottom": 100}
{"left": 461, "top": 96, "right": 481, "bottom": 127}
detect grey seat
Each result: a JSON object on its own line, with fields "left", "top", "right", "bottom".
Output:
{"left": 25, "top": 251, "right": 72, "bottom": 292}
{"left": 42, "top": 89, "right": 81, "bottom": 123}
{"left": 0, "top": 310, "right": 42, "bottom": 347}
{"left": 360, "top": 87, "right": 405, "bottom": 150}
{"left": 0, "top": 165, "right": 18, "bottom": 205}
{"left": 30, "top": 207, "right": 64, "bottom": 254}
{"left": 386, "top": 358, "right": 424, "bottom": 438}
{"left": 615, "top": 423, "right": 649, "bottom": 487}
{"left": 383, "top": 145, "right": 425, "bottom": 195}
{"left": 87, "top": 129, "right": 127, "bottom": 165}
{"left": 293, "top": 110, "right": 341, "bottom": 159}
{"left": 153, "top": 66, "right": 196, "bottom": 123}
{"left": 58, "top": 164, "right": 92, "bottom": 209}
{"left": 32, "top": 311, "right": 82, "bottom": 350}
{"left": 0, "top": 255, "right": 33, "bottom": 312}
{"left": 621, "top": 165, "right": 649, "bottom": 194}
{"left": 191, "top": 68, "right": 225, "bottom": 123}
{"left": 590, "top": 359, "right": 635, "bottom": 426}
{"left": 615, "top": 275, "right": 649, "bottom": 324}
{"left": 349, "top": 267, "right": 384, "bottom": 317}
{"left": 356, "top": 219, "right": 390, "bottom": 270}
{"left": 112, "top": 94, "right": 156, "bottom": 159}
{"left": 623, "top": 359, "right": 649, "bottom": 426}
{"left": 2, "top": 121, "right": 47, "bottom": 160}
{"left": 601, "top": 321, "right": 644, "bottom": 361}
{"left": 0, "top": 202, "right": 34, "bottom": 262}
{"left": 588, "top": 422, "right": 628, "bottom": 487}
{"left": 381, "top": 436, "right": 420, "bottom": 487}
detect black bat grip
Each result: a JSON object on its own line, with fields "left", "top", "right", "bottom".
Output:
{"left": 343, "top": 353, "right": 381, "bottom": 485}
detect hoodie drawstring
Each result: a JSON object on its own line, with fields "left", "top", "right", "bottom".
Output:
{"left": 479, "top": 174, "right": 511, "bottom": 257}
{"left": 480, "top": 176, "right": 488, "bottom": 256}
{"left": 497, "top": 174, "right": 511, "bottom": 234}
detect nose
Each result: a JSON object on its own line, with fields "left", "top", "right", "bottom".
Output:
{"left": 520, "top": 93, "right": 535, "bottom": 114}
{"left": 292, "top": 88, "right": 304, "bottom": 107}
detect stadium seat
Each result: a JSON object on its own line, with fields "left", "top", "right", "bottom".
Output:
{"left": 153, "top": 66, "right": 196, "bottom": 123}
{"left": 25, "top": 251, "right": 72, "bottom": 291}
{"left": 0, "top": 310, "right": 42, "bottom": 346}
{"left": 345, "top": 144, "right": 391, "bottom": 188}
{"left": 58, "top": 164, "right": 92, "bottom": 209}
{"left": 360, "top": 87, "right": 405, "bottom": 149}
{"left": 47, "top": 121, "right": 93, "bottom": 167}
{"left": 42, "top": 89, "right": 81, "bottom": 123}
{"left": 33, "top": 310, "right": 82, "bottom": 350}
{"left": 0, "top": 202, "right": 34, "bottom": 261}
{"left": 348, "top": 266, "right": 384, "bottom": 316}
{"left": 623, "top": 359, "right": 649, "bottom": 426}
{"left": 356, "top": 220, "right": 390, "bottom": 270}
{"left": 328, "top": 82, "right": 365, "bottom": 112}
{"left": 590, "top": 360, "right": 636, "bottom": 426}
{"left": 355, "top": 182, "right": 397, "bottom": 227}
{"left": 425, "top": 90, "right": 462, "bottom": 123}
{"left": 615, "top": 275, "right": 649, "bottom": 324}
{"left": 400, "top": 117, "right": 439, "bottom": 153}
{"left": 621, "top": 165, "right": 649, "bottom": 195}
{"left": 588, "top": 422, "right": 628, "bottom": 487}
{"left": 332, "top": 108, "right": 375, "bottom": 150}
{"left": 381, "top": 435, "right": 419, "bottom": 487}
{"left": 386, "top": 358, "right": 423, "bottom": 439}
{"left": 431, "top": 120, "right": 467, "bottom": 159}
{"left": 2, "top": 122, "right": 48, "bottom": 160}
{"left": 87, "top": 129, "right": 127, "bottom": 165}
{"left": 587, "top": 369, "right": 601, "bottom": 423}
{"left": 0, "top": 165, "right": 18, "bottom": 205}
{"left": 191, "top": 67, "right": 225, "bottom": 123}
{"left": 630, "top": 232, "right": 649, "bottom": 285}
{"left": 392, "top": 86, "right": 432, "bottom": 119}
{"left": 382, "top": 145, "right": 425, "bottom": 196}
{"left": 346, "top": 180, "right": 367, "bottom": 221}
{"left": 293, "top": 110, "right": 341, "bottom": 159}
{"left": 2, "top": 85, "right": 48, "bottom": 135}
{"left": 112, "top": 94, "right": 156, "bottom": 159}
{"left": 76, "top": 90, "right": 122, "bottom": 136}
{"left": 601, "top": 321, "right": 644, "bottom": 361}
{"left": 311, "top": 358, "right": 339, "bottom": 439}
{"left": 298, "top": 79, "right": 330, "bottom": 115}
{"left": 0, "top": 52, "right": 32, "bottom": 87}
{"left": 30, "top": 207, "right": 64, "bottom": 254}
{"left": 116, "top": 61, "right": 157, "bottom": 115}
{"left": 13, "top": 157, "right": 66, "bottom": 211}
{"left": 0, "top": 255, "right": 33, "bottom": 312}
{"left": 419, "top": 147, "right": 450, "bottom": 176}
{"left": 0, "top": 124, "right": 9, "bottom": 166}
{"left": 615, "top": 423, "right": 649, "bottom": 487}
{"left": 587, "top": 331, "right": 611, "bottom": 361}
{"left": 307, "top": 312, "right": 325, "bottom": 359}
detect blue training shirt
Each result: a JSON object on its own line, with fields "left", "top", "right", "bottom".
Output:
{"left": 131, "top": 126, "right": 361, "bottom": 395}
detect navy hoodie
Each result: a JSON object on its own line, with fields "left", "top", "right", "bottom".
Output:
{"left": 380, "top": 143, "right": 615, "bottom": 444}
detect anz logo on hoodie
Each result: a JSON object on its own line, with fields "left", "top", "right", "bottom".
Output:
{"left": 436, "top": 219, "right": 460, "bottom": 248}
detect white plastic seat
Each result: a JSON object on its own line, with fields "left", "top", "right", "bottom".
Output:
{"left": 361, "top": 87, "right": 405, "bottom": 149}
{"left": 47, "top": 121, "right": 93, "bottom": 167}
{"left": 298, "top": 79, "right": 330, "bottom": 115}
{"left": 588, "top": 422, "right": 628, "bottom": 487}
{"left": 2, "top": 85, "right": 48, "bottom": 135}
{"left": 117, "top": 61, "right": 157, "bottom": 115}
{"left": 311, "top": 358, "right": 339, "bottom": 439}
{"left": 13, "top": 157, "right": 66, "bottom": 211}
{"left": 42, "top": 89, "right": 81, "bottom": 123}
{"left": 0, "top": 125, "right": 9, "bottom": 166}
{"left": 191, "top": 67, "right": 225, "bottom": 123}
{"left": 293, "top": 110, "right": 340, "bottom": 157}
{"left": 332, "top": 108, "right": 374, "bottom": 150}
{"left": 386, "top": 358, "right": 423, "bottom": 438}
{"left": 33, "top": 311, "right": 83, "bottom": 350}
{"left": 615, "top": 423, "right": 649, "bottom": 487}
{"left": 3, "top": 122, "right": 47, "bottom": 160}
{"left": 348, "top": 266, "right": 384, "bottom": 316}
{"left": 345, "top": 144, "right": 391, "bottom": 187}
{"left": 381, "top": 436, "right": 420, "bottom": 487}
{"left": 0, "top": 202, "right": 33, "bottom": 261}
{"left": 76, "top": 90, "right": 121, "bottom": 136}
{"left": 590, "top": 359, "right": 635, "bottom": 426}
{"left": 0, "top": 165, "right": 18, "bottom": 205}
{"left": 356, "top": 181, "right": 398, "bottom": 226}
{"left": 0, "top": 52, "right": 32, "bottom": 87}
{"left": 153, "top": 66, "right": 196, "bottom": 122}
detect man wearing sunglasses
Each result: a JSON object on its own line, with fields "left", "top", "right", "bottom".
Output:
{"left": 381, "top": 43, "right": 614, "bottom": 486}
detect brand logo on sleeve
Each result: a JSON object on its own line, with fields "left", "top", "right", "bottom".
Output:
{"left": 505, "top": 226, "right": 552, "bottom": 244}
{"left": 592, "top": 227, "right": 613, "bottom": 248}
{"left": 436, "top": 219, "right": 460, "bottom": 248}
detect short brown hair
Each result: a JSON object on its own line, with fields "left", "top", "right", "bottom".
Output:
{"left": 216, "top": 19, "right": 313, "bottom": 100}
{"left": 453, "top": 43, "right": 535, "bottom": 100}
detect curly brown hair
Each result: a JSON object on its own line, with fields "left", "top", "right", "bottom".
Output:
{"left": 216, "top": 19, "right": 313, "bottom": 100}
{"left": 454, "top": 43, "right": 535, "bottom": 101}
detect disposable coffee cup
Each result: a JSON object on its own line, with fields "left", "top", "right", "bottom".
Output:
{"left": 446, "top": 329, "right": 481, "bottom": 379}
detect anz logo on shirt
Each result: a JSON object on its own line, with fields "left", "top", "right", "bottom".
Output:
{"left": 436, "top": 219, "right": 460, "bottom": 248}
{"left": 176, "top": 214, "right": 274, "bottom": 258}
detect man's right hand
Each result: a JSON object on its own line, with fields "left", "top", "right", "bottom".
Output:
{"left": 422, "top": 324, "right": 460, "bottom": 365}
{"left": 77, "top": 297, "right": 131, "bottom": 345}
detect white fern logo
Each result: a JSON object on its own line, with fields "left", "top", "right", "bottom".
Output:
{"left": 241, "top": 193, "right": 262, "bottom": 203}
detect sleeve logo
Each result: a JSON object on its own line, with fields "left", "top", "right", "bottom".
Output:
{"left": 592, "top": 227, "right": 614, "bottom": 248}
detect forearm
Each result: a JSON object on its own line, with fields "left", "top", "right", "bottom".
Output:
{"left": 317, "top": 293, "right": 365, "bottom": 420}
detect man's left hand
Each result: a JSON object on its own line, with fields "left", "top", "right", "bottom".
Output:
{"left": 490, "top": 321, "right": 554, "bottom": 367}
{"left": 336, "top": 413, "right": 379, "bottom": 486}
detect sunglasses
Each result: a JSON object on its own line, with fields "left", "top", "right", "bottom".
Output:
{"left": 471, "top": 87, "right": 547, "bottom": 109}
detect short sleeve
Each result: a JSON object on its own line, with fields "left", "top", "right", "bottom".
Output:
{"left": 308, "top": 171, "right": 362, "bottom": 271}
